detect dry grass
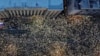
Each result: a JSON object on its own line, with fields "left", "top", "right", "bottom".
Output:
{"left": 29, "top": 16, "right": 45, "bottom": 33}
{"left": 47, "top": 41, "right": 68, "bottom": 56}
{"left": 4, "top": 43, "right": 17, "bottom": 56}
{"left": 93, "top": 43, "right": 100, "bottom": 56}
{"left": 0, "top": 15, "right": 99, "bottom": 56}
{"left": 67, "top": 15, "right": 92, "bottom": 25}
{"left": 0, "top": 42, "right": 17, "bottom": 56}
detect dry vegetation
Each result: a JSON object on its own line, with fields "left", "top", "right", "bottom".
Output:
{"left": 0, "top": 15, "right": 100, "bottom": 56}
